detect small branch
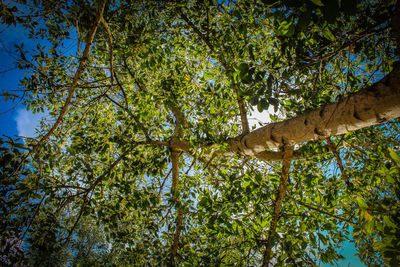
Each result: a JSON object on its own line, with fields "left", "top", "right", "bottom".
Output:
{"left": 392, "top": 0, "right": 400, "bottom": 55}
{"left": 180, "top": 12, "right": 249, "bottom": 134}
{"left": 87, "top": 145, "right": 136, "bottom": 193}
{"left": 235, "top": 85, "right": 249, "bottom": 134}
{"left": 64, "top": 196, "right": 89, "bottom": 244}
{"left": 159, "top": 167, "right": 173, "bottom": 195}
{"left": 114, "top": 73, "right": 129, "bottom": 110}
{"left": 180, "top": 11, "right": 229, "bottom": 69}
{"left": 21, "top": 194, "right": 46, "bottom": 240}
{"left": 288, "top": 196, "right": 353, "bottom": 225}
{"left": 180, "top": 12, "right": 214, "bottom": 52}
{"left": 262, "top": 145, "right": 293, "bottom": 267}
{"left": 104, "top": 91, "right": 151, "bottom": 140}
{"left": 100, "top": 15, "right": 114, "bottom": 86}
{"left": 326, "top": 137, "right": 350, "bottom": 186}
{"left": 18, "top": 0, "right": 106, "bottom": 169}
{"left": 170, "top": 149, "right": 183, "bottom": 265}
{"left": 304, "top": 25, "right": 389, "bottom": 67}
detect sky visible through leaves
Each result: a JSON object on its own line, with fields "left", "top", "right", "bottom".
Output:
{"left": 0, "top": 17, "right": 367, "bottom": 266}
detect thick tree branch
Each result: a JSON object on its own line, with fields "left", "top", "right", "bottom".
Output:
{"left": 262, "top": 146, "right": 293, "bottom": 266}
{"left": 171, "top": 105, "right": 187, "bottom": 138}
{"left": 229, "top": 65, "right": 400, "bottom": 157}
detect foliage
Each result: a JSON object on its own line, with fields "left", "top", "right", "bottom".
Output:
{"left": 0, "top": 0, "right": 399, "bottom": 265}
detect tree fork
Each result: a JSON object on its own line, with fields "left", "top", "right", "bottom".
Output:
{"left": 262, "top": 146, "right": 293, "bottom": 266}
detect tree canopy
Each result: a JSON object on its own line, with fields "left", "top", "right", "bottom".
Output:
{"left": 1, "top": 0, "right": 400, "bottom": 266}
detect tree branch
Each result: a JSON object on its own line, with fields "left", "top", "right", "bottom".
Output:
{"left": 235, "top": 85, "right": 250, "bottom": 134}
{"left": 262, "top": 145, "right": 293, "bottom": 266}
{"left": 228, "top": 64, "right": 400, "bottom": 157}
{"left": 170, "top": 149, "right": 183, "bottom": 265}
{"left": 100, "top": 15, "right": 114, "bottom": 86}
{"left": 180, "top": 12, "right": 214, "bottom": 52}
{"left": 288, "top": 196, "right": 353, "bottom": 225}
{"left": 326, "top": 137, "right": 350, "bottom": 186}
{"left": 392, "top": 0, "right": 400, "bottom": 55}
{"left": 21, "top": 0, "right": 106, "bottom": 162}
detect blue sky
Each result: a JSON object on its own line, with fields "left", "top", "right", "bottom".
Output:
{"left": 0, "top": 22, "right": 47, "bottom": 139}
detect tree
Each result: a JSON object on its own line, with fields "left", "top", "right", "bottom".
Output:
{"left": 1, "top": 0, "right": 400, "bottom": 265}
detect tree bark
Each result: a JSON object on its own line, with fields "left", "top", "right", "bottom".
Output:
{"left": 228, "top": 65, "right": 400, "bottom": 158}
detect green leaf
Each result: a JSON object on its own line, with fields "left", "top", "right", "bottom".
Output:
{"left": 309, "top": 0, "right": 324, "bottom": 7}
{"left": 356, "top": 196, "right": 368, "bottom": 209}
{"left": 323, "top": 26, "right": 336, "bottom": 41}
{"left": 383, "top": 215, "right": 397, "bottom": 229}
{"left": 364, "top": 219, "right": 375, "bottom": 235}
{"left": 277, "top": 19, "right": 295, "bottom": 37}
{"left": 388, "top": 147, "right": 400, "bottom": 164}
{"left": 238, "top": 62, "right": 250, "bottom": 76}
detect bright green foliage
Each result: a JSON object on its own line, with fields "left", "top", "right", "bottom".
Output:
{"left": 0, "top": 0, "right": 399, "bottom": 265}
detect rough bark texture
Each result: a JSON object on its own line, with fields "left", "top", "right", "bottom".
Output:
{"left": 228, "top": 65, "right": 400, "bottom": 158}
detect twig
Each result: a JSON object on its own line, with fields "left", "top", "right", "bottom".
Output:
{"left": 288, "top": 196, "right": 353, "bottom": 224}
{"left": 21, "top": 194, "right": 46, "bottom": 240}
{"left": 326, "top": 137, "right": 350, "bottom": 186}
{"left": 180, "top": 11, "right": 248, "bottom": 134}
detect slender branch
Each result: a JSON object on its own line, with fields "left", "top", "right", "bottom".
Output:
{"left": 304, "top": 25, "right": 389, "bottom": 67}
{"left": 104, "top": 92, "right": 151, "bottom": 140}
{"left": 170, "top": 149, "right": 183, "bottom": 266}
{"left": 180, "top": 11, "right": 249, "bottom": 134}
{"left": 288, "top": 196, "right": 353, "bottom": 225}
{"left": 64, "top": 196, "right": 89, "bottom": 244}
{"left": 87, "top": 145, "right": 137, "bottom": 193}
{"left": 235, "top": 85, "right": 250, "bottom": 134}
{"left": 392, "top": 0, "right": 400, "bottom": 55}
{"left": 262, "top": 145, "right": 293, "bottom": 267}
{"left": 114, "top": 73, "right": 129, "bottom": 110}
{"left": 159, "top": 167, "right": 173, "bottom": 195}
{"left": 180, "top": 12, "right": 214, "bottom": 52}
{"left": 326, "top": 137, "right": 350, "bottom": 186}
{"left": 101, "top": 15, "right": 114, "bottom": 86}
{"left": 19, "top": 0, "right": 106, "bottom": 167}
{"left": 21, "top": 194, "right": 46, "bottom": 240}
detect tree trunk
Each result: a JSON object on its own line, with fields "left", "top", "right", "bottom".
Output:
{"left": 228, "top": 64, "right": 400, "bottom": 157}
